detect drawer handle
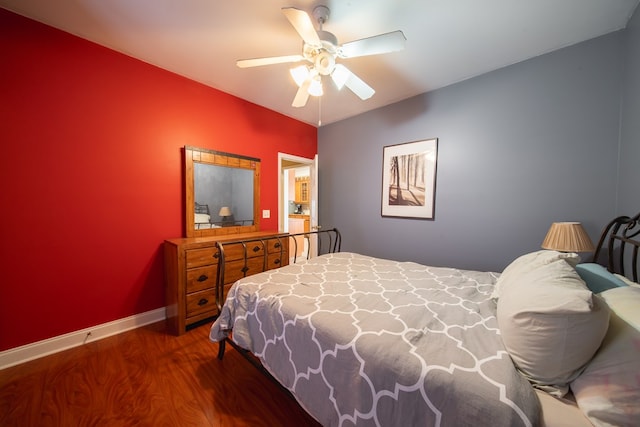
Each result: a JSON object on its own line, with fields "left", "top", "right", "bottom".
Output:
{"left": 274, "top": 259, "right": 281, "bottom": 265}
{"left": 252, "top": 245, "right": 261, "bottom": 253}
{"left": 213, "top": 252, "right": 219, "bottom": 259}
{"left": 198, "top": 298, "right": 208, "bottom": 306}
{"left": 241, "top": 266, "right": 249, "bottom": 273}
{"left": 197, "top": 274, "right": 208, "bottom": 282}
{"left": 273, "top": 242, "right": 281, "bottom": 248}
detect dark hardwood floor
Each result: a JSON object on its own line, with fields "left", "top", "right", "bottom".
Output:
{"left": 0, "top": 321, "right": 321, "bottom": 426}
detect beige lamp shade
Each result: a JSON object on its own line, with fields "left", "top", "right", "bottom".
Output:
{"left": 541, "top": 222, "right": 595, "bottom": 252}
{"left": 218, "top": 206, "right": 232, "bottom": 217}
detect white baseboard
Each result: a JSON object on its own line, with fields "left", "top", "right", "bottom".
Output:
{"left": 0, "top": 307, "right": 166, "bottom": 370}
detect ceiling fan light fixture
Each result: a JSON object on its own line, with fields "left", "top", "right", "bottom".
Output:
{"left": 290, "top": 65, "right": 310, "bottom": 87}
{"left": 308, "top": 76, "right": 323, "bottom": 97}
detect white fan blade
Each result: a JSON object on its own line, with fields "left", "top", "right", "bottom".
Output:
{"left": 282, "top": 7, "right": 321, "bottom": 47}
{"left": 331, "top": 64, "right": 350, "bottom": 89}
{"left": 292, "top": 75, "right": 312, "bottom": 107}
{"left": 237, "top": 54, "right": 304, "bottom": 68}
{"left": 339, "top": 30, "right": 406, "bottom": 58}
{"left": 333, "top": 65, "right": 375, "bottom": 100}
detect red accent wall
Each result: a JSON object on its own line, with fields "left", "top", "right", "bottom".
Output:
{"left": 0, "top": 9, "right": 317, "bottom": 351}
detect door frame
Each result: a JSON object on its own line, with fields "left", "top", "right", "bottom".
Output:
{"left": 278, "top": 152, "right": 318, "bottom": 232}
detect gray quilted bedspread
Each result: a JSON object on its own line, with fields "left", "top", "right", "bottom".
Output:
{"left": 210, "top": 252, "right": 540, "bottom": 426}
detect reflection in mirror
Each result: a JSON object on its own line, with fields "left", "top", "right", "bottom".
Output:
{"left": 185, "top": 146, "right": 260, "bottom": 237}
{"left": 194, "top": 163, "right": 254, "bottom": 227}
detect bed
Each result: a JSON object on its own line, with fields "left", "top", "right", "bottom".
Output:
{"left": 194, "top": 202, "right": 214, "bottom": 229}
{"left": 210, "top": 214, "right": 640, "bottom": 426}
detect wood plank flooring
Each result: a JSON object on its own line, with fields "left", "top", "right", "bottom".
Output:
{"left": 0, "top": 321, "right": 321, "bottom": 426}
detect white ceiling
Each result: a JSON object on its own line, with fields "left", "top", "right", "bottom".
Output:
{"left": 2, "top": 0, "right": 638, "bottom": 127}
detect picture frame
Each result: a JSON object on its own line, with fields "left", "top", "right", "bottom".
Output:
{"left": 381, "top": 138, "right": 438, "bottom": 219}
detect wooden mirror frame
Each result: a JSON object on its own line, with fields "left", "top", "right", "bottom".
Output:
{"left": 185, "top": 146, "right": 260, "bottom": 237}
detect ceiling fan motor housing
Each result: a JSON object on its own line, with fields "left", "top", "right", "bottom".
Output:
{"left": 302, "top": 29, "right": 338, "bottom": 75}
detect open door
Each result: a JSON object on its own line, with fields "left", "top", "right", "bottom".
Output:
{"left": 278, "top": 152, "right": 319, "bottom": 260}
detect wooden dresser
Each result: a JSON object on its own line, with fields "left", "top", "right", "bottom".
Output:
{"left": 164, "top": 231, "right": 289, "bottom": 335}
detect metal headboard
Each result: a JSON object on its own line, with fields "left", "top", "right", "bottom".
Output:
{"left": 592, "top": 212, "right": 640, "bottom": 282}
{"left": 194, "top": 202, "right": 209, "bottom": 214}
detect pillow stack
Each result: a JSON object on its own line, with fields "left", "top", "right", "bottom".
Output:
{"left": 495, "top": 250, "right": 610, "bottom": 397}
{"left": 570, "top": 285, "right": 640, "bottom": 426}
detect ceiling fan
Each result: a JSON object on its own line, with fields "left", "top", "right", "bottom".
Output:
{"left": 237, "top": 5, "right": 406, "bottom": 108}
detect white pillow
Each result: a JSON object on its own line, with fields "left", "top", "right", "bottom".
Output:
{"left": 194, "top": 213, "right": 210, "bottom": 224}
{"left": 497, "top": 258, "right": 610, "bottom": 396}
{"left": 613, "top": 273, "right": 640, "bottom": 288}
{"left": 571, "top": 286, "right": 640, "bottom": 426}
{"left": 492, "top": 250, "right": 581, "bottom": 299}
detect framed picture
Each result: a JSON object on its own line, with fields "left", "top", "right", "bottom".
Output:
{"left": 381, "top": 138, "right": 438, "bottom": 219}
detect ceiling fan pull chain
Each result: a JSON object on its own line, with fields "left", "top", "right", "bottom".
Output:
{"left": 318, "top": 97, "right": 322, "bottom": 126}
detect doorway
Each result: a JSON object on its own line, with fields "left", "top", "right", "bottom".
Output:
{"left": 278, "top": 153, "right": 318, "bottom": 261}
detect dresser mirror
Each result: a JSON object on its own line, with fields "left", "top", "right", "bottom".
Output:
{"left": 184, "top": 146, "right": 260, "bottom": 237}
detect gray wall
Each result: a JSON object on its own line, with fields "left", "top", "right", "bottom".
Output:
{"left": 618, "top": 7, "right": 640, "bottom": 215}
{"left": 318, "top": 31, "right": 629, "bottom": 272}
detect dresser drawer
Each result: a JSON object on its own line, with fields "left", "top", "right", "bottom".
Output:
{"left": 223, "top": 241, "right": 265, "bottom": 261}
{"left": 267, "top": 252, "right": 286, "bottom": 269}
{"left": 186, "top": 265, "right": 217, "bottom": 293}
{"left": 186, "top": 289, "right": 216, "bottom": 317}
{"left": 186, "top": 247, "right": 219, "bottom": 268}
{"left": 223, "top": 256, "right": 265, "bottom": 285}
{"left": 266, "top": 237, "right": 287, "bottom": 254}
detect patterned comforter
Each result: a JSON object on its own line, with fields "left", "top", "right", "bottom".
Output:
{"left": 210, "top": 252, "right": 540, "bottom": 426}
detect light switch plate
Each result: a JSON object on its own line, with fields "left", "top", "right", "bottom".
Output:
{"left": 262, "top": 209, "right": 270, "bottom": 219}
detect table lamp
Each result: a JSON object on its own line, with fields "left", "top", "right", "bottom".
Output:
{"left": 219, "top": 206, "right": 232, "bottom": 222}
{"left": 541, "top": 222, "right": 595, "bottom": 252}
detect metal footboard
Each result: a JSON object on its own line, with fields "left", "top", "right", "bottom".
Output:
{"left": 215, "top": 228, "right": 341, "bottom": 361}
{"left": 288, "top": 228, "right": 342, "bottom": 264}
